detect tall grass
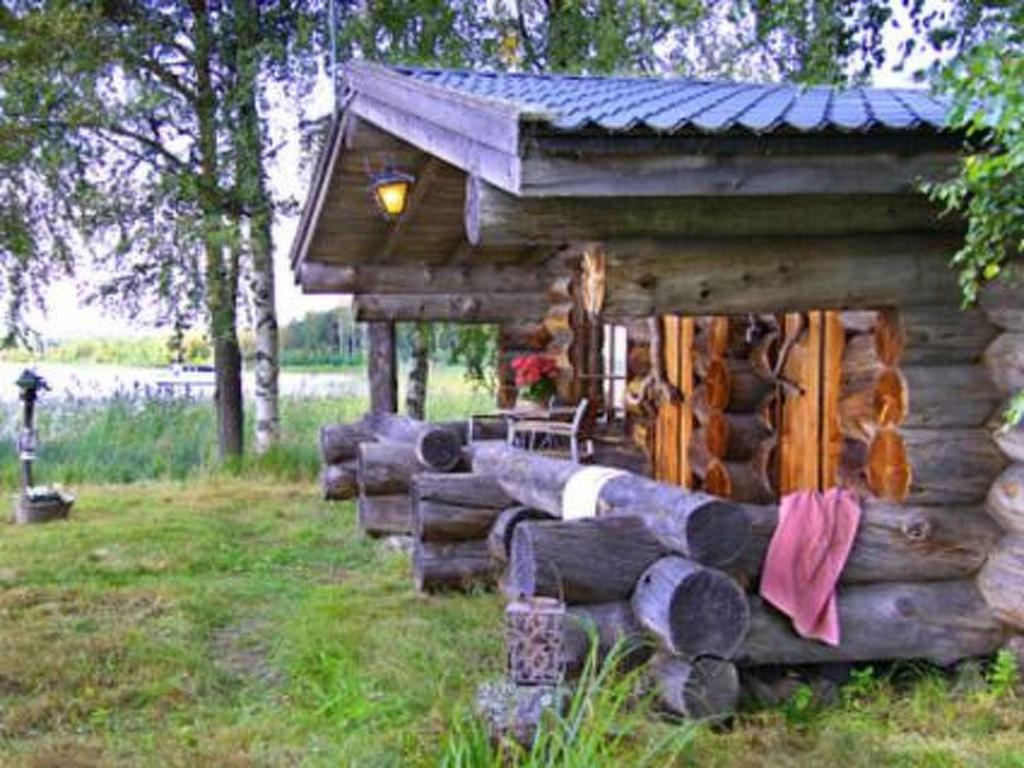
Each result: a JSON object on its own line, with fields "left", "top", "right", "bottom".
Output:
{"left": 0, "top": 364, "right": 492, "bottom": 491}
{"left": 441, "top": 643, "right": 696, "bottom": 768}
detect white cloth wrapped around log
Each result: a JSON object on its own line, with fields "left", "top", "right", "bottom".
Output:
{"left": 560, "top": 466, "right": 627, "bottom": 520}
{"left": 472, "top": 442, "right": 751, "bottom": 566}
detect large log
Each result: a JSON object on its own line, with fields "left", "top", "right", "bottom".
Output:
{"left": 510, "top": 517, "right": 666, "bottom": 604}
{"left": 358, "top": 493, "right": 412, "bottom": 536}
{"left": 864, "top": 427, "right": 1006, "bottom": 505}
{"left": 690, "top": 436, "right": 777, "bottom": 505}
{"left": 413, "top": 538, "right": 496, "bottom": 592}
{"left": 602, "top": 235, "right": 962, "bottom": 318}
{"left": 987, "top": 464, "right": 1024, "bottom": 533}
{"left": 631, "top": 556, "right": 750, "bottom": 659}
{"left": 298, "top": 262, "right": 556, "bottom": 295}
{"left": 358, "top": 442, "right": 425, "bottom": 496}
{"left": 367, "top": 321, "right": 397, "bottom": 414}
{"left": 472, "top": 442, "right": 752, "bottom": 566}
{"left": 736, "top": 501, "right": 1001, "bottom": 584}
{"left": 977, "top": 534, "right": 1024, "bottom": 631}
{"left": 411, "top": 472, "right": 513, "bottom": 509}
{"left": 650, "top": 654, "right": 740, "bottom": 722}
{"left": 320, "top": 420, "right": 377, "bottom": 463}
{"left": 488, "top": 506, "right": 557, "bottom": 565}
{"left": 902, "top": 365, "right": 1001, "bottom": 429}
{"left": 464, "top": 177, "right": 956, "bottom": 246}
{"left": 561, "top": 602, "right": 648, "bottom": 677}
{"left": 900, "top": 308, "right": 999, "bottom": 365}
{"left": 365, "top": 412, "right": 464, "bottom": 471}
{"left": 415, "top": 500, "right": 502, "bottom": 543}
{"left": 354, "top": 293, "right": 551, "bottom": 323}
{"left": 738, "top": 581, "right": 1007, "bottom": 667}
{"left": 701, "top": 357, "right": 774, "bottom": 413}
{"left": 321, "top": 461, "right": 358, "bottom": 501}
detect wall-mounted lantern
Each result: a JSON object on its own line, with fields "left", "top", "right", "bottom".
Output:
{"left": 370, "top": 169, "right": 415, "bottom": 219}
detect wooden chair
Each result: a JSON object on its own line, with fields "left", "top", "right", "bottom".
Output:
{"left": 507, "top": 398, "right": 593, "bottom": 463}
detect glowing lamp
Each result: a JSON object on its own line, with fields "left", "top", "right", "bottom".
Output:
{"left": 371, "top": 170, "right": 415, "bottom": 218}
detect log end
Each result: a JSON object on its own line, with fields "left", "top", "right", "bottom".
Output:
{"left": 416, "top": 428, "right": 464, "bottom": 472}
{"left": 685, "top": 500, "right": 752, "bottom": 567}
{"left": 666, "top": 569, "right": 750, "bottom": 658}
{"left": 651, "top": 655, "right": 739, "bottom": 721}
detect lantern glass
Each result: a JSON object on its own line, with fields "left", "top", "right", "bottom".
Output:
{"left": 373, "top": 174, "right": 413, "bottom": 217}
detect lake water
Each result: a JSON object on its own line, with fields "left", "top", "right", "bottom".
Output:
{"left": 0, "top": 362, "right": 365, "bottom": 404}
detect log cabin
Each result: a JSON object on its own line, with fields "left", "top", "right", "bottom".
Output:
{"left": 291, "top": 63, "right": 1024, "bottom": 681}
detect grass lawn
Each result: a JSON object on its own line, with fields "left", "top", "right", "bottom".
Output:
{"left": 2, "top": 479, "right": 1023, "bottom": 767}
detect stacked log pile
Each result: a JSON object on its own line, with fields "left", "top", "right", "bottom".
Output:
{"left": 472, "top": 442, "right": 1010, "bottom": 721}
{"left": 410, "top": 472, "right": 518, "bottom": 592}
{"left": 319, "top": 412, "right": 469, "bottom": 534}
{"left": 689, "top": 315, "right": 779, "bottom": 504}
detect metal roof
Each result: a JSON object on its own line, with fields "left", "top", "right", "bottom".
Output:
{"left": 392, "top": 66, "right": 951, "bottom": 135}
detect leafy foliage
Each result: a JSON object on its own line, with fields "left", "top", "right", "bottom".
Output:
{"left": 925, "top": 8, "right": 1024, "bottom": 306}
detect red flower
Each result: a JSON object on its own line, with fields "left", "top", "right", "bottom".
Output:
{"left": 511, "top": 354, "right": 558, "bottom": 394}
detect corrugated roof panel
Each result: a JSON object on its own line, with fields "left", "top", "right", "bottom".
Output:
{"left": 889, "top": 90, "right": 949, "bottom": 128}
{"left": 861, "top": 88, "right": 919, "bottom": 129}
{"left": 582, "top": 81, "right": 716, "bottom": 131}
{"left": 643, "top": 84, "right": 753, "bottom": 131}
{"left": 735, "top": 86, "right": 800, "bottom": 131}
{"left": 782, "top": 86, "right": 833, "bottom": 131}
{"left": 549, "top": 79, "right": 671, "bottom": 130}
{"left": 827, "top": 88, "right": 871, "bottom": 130}
{"left": 393, "top": 66, "right": 952, "bottom": 136}
{"left": 691, "top": 85, "right": 787, "bottom": 131}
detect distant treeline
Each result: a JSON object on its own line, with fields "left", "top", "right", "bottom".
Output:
{"left": 0, "top": 309, "right": 498, "bottom": 378}
{"left": 281, "top": 308, "right": 498, "bottom": 382}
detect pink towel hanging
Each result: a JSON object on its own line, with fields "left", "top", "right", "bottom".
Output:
{"left": 760, "top": 487, "right": 862, "bottom": 646}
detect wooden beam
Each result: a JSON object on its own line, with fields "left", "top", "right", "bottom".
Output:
{"left": 353, "top": 293, "right": 551, "bottom": 323}
{"left": 519, "top": 150, "right": 959, "bottom": 198}
{"left": 367, "top": 321, "right": 398, "bottom": 414}
{"left": 351, "top": 92, "right": 520, "bottom": 193}
{"left": 602, "top": 234, "right": 963, "bottom": 318}
{"left": 298, "top": 262, "right": 557, "bottom": 295}
{"left": 464, "top": 176, "right": 958, "bottom": 248}
{"left": 288, "top": 105, "right": 351, "bottom": 270}
{"left": 346, "top": 61, "right": 524, "bottom": 155}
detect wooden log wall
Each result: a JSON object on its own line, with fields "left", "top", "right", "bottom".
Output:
{"left": 645, "top": 307, "right": 1011, "bottom": 514}
{"left": 976, "top": 289, "right": 1024, "bottom": 635}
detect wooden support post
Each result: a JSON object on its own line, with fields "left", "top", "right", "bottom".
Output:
{"left": 367, "top": 321, "right": 397, "bottom": 414}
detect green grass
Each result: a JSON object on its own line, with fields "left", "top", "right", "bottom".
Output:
{"left": 1, "top": 366, "right": 1022, "bottom": 765}
{"left": 1, "top": 481, "right": 1023, "bottom": 767}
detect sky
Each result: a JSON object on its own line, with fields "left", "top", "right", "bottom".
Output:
{"left": 30, "top": 2, "right": 947, "bottom": 340}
